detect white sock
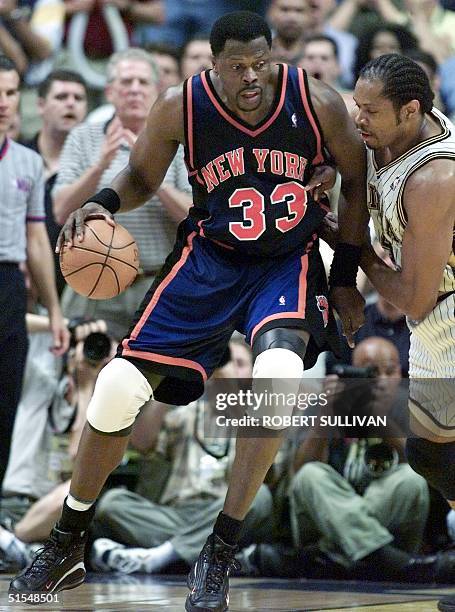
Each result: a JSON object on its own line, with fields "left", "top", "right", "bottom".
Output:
{"left": 0, "top": 527, "right": 26, "bottom": 563}
{"left": 66, "top": 493, "right": 94, "bottom": 512}
{"left": 0, "top": 526, "right": 15, "bottom": 551}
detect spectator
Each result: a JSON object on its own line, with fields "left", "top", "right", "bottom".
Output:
{"left": 53, "top": 48, "right": 192, "bottom": 340}
{"left": 402, "top": 0, "right": 455, "bottom": 64}
{"left": 268, "top": 0, "right": 307, "bottom": 63}
{"left": 138, "top": 1, "right": 267, "bottom": 49}
{"left": 7, "top": 110, "right": 21, "bottom": 140}
{"left": 288, "top": 337, "right": 455, "bottom": 583}
{"left": 145, "top": 42, "right": 181, "bottom": 92}
{"left": 440, "top": 55, "right": 455, "bottom": 118}
{"left": 297, "top": 34, "right": 356, "bottom": 111}
{"left": 269, "top": 0, "right": 358, "bottom": 88}
{"left": 353, "top": 23, "right": 418, "bottom": 80}
{"left": 89, "top": 342, "right": 273, "bottom": 575}
{"left": 180, "top": 35, "right": 212, "bottom": 80}
{"left": 327, "top": 292, "right": 411, "bottom": 377}
{"left": 0, "top": 0, "right": 66, "bottom": 138}
{"left": 60, "top": 0, "right": 164, "bottom": 105}
{"left": 0, "top": 316, "right": 113, "bottom": 569}
{"left": 0, "top": 55, "right": 68, "bottom": 490}
{"left": 405, "top": 48, "right": 445, "bottom": 112}
{"left": 328, "top": 0, "right": 407, "bottom": 40}
{"left": 23, "top": 69, "right": 88, "bottom": 296}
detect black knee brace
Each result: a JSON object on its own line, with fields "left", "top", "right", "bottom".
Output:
{"left": 252, "top": 328, "right": 307, "bottom": 362}
{"left": 406, "top": 437, "right": 455, "bottom": 501}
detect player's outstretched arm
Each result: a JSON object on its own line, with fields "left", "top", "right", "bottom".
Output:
{"left": 360, "top": 158, "right": 455, "bottom": 320}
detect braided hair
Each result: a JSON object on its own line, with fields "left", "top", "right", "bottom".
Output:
{"left": 359, "top": 53, "right": 434, "bottom": 114}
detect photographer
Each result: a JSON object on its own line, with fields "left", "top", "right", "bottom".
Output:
{"left": 288, "top": 337, "right": 455, "bottom": 583}
{"left": 0, "top": 316, "right": 114, "bottom": 570}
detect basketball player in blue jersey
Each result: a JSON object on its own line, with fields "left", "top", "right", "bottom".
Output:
{"left": 332, "top": 54, "right": 454, "bottom": 612}
{"left": 10, "top": 12, "right": 368, "bottom": 611}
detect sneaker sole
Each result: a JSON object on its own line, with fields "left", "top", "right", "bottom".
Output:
{"left": 184, "top": 595, "right": 228, "bottom": 612}
{"left": 8, "top": 565, "right": 86, "bottom": 603}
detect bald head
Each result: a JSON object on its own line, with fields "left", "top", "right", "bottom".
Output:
{"left": 353, "top": 337, "right": 401, "bottom": 378}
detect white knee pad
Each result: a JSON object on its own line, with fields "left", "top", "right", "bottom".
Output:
{"left": 87, "top": 358, "right": 153, "bottom": 434}
{"left": 252, "top": 348, "right": 304, "bottom": 430}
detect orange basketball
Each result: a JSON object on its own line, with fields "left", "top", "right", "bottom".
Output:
{"left": 60, "top": 219, "right": 139, "bottom": 299}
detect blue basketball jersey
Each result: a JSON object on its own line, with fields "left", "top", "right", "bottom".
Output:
{"left": 183, "top": 64, "right": 329, "bottom": 257}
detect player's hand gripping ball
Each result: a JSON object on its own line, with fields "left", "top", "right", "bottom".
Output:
{"left": 60, "top": 219, "right": 139, "bottom": 299}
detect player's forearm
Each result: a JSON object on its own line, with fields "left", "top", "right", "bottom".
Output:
{"left": 360, "top": 244, "right": 435, "bottom": 319}
{"left": 156, "top": 183, "right": 192, "bottom": 223}
{"left": 53, "top": 165, "right": 106, "bottom": 225}
{"left": 110, "top": 163, "right": 156, "bottom": 212}
{"left": 338, "top": 181, "right": 370, "bottom": 247}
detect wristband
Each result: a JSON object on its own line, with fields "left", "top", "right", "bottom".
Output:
{"left": 329, "top": 242, "right": 362, "bottom": 288}
{"left": 82, "top": 188, "right": 120, "bottom": 214}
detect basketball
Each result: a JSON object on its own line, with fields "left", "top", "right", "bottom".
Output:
{"left": 59, "top": 219, "right": 139, "bottom": 299}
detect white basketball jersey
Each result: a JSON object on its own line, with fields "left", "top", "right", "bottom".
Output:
{"left": 366, "top": 109, "right": 455, "bottom": 433}
{"left": 366, "top": 107, "right": 455, "bottom": 295}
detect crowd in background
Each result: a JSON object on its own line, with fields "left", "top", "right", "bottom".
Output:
{"left": 1, "top": 0, "right": 455, "bottom": 583}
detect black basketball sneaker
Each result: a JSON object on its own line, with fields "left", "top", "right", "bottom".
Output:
{"left": 185, "top": 533, "right": 240, "bottom": 612}
{"left": 9, "top": 526, "right": 86, "bottom": 596}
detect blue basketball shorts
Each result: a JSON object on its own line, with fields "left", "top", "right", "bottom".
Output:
{"left": 118, "top": 221, "right": 339, "bottom": 404}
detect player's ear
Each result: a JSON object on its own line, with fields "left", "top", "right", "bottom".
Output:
{"left": 404, "top": 99, "right": 420, "bottom": 120}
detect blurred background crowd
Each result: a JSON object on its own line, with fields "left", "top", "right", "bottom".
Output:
{"left": 1, "top": 0, "right": 455, "bottom": 585}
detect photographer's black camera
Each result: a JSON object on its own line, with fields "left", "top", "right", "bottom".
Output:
{"left": 330, "top": 364, "right": 378, "bottom": 378}
{"left": 82, "top": 332, "right": 112, "bottom": 366}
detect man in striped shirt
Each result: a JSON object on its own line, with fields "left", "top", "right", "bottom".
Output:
{"left": 0, "top": 55, "right": 69, "bottom": 489}
{"left": 53, "top": 48, "right": 192, "bottom": 340}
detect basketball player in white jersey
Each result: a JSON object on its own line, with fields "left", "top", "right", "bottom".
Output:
{"left": 351, "top": 54, "right": 455, "bottom": 612}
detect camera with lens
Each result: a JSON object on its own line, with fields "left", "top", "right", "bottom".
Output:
{"left": 68, "top": 318, "right": 112, "bottom": 366}
{"left": 330, "top": 364, "right": 378, "bottom": 378}
{"left": 81, "top": 332, "right": 112, "bottom": 366}
{"left": 364, "top": 442, "right": 399, "bottom": 478}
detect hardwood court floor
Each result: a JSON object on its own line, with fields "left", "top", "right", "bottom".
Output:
{"left": 0, "top": 574, "right": 452, "bottom": 611}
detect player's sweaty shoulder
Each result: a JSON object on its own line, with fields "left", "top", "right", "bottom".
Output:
{"left": 306, "top": 76, "right": 351, "bottom": 135}
{"left": 150, "top": 82, "right": 185, "bottom": 144}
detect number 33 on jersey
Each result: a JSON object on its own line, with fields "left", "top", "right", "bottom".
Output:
{"left": 184, "top": 64, "right": 330, "bottom": 257}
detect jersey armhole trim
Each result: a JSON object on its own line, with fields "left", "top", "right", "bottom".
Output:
{"left": 397, "top": 152, "right": 455, "bottom": 227}
{"left": 297, "top": 68, "right": 325, "bottom": 165}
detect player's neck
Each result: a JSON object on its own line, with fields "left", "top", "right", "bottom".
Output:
{"left": 385, "top": 116, "right": 433, "bottom": 161}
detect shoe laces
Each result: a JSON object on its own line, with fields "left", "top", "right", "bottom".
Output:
{"left": 24, "top": 535, "right": 64, "bottom": 579}
{"left": 204, "top": 546, "right": 240, "bottom": 594}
